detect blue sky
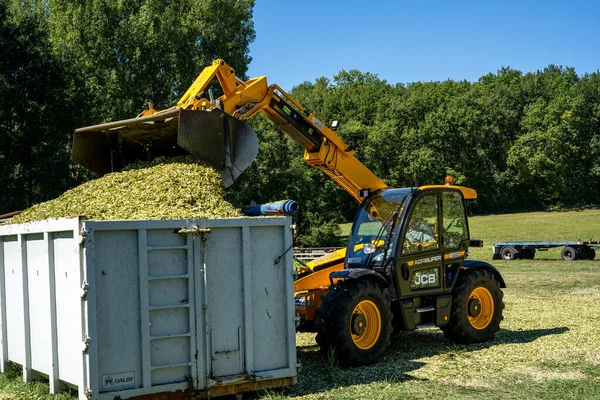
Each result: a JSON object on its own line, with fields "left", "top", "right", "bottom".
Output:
{"left": 246, "top": 0, "right": 600, "bottom": 90}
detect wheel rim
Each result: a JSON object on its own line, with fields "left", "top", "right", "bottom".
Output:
{"left": 564, "top": 250, "right": 574, "bottom": 260}
{"left": 468, "top": 287, "right": 494, "bottom": 330}
{"left": 350, "top": 300, "right": 381, "bottom": 350}
{"left": 502, "top": 250, "right": 511, "bottom": 260}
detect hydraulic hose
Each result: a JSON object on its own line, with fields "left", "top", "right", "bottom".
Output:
{"left": 242, "top": 200, "right": 299, "bottom": 216}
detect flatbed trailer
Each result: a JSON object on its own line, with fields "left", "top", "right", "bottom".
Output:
{"left": 492, "top": 240, "right": 600, "bottom": 261}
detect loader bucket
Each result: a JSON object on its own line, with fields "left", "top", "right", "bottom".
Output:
{"left": 72, "top": 109, "right": 259, "bottom": 187}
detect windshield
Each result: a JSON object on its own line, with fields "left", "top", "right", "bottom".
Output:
{"left": 346, "top": 188, "right": 411, "bottom": 267}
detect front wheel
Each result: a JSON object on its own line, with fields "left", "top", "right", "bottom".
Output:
{"left": 500, "top": 246, "right": 516, "bottom": 261}
{"left": 442, "top": 270, "right": 504, "bottom": 344}
{"left": 316, "top": 280, "right": 393, "bottom": 366}
{"left": 561, "top": 246, "right": 578, "bottom": 261}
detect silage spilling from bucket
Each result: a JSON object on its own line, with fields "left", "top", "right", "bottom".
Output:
{"left": 11, "top": 156, "right": 241, "bottom": 223}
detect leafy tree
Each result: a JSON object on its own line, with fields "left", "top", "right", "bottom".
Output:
{"left": 0, "top": 0, "right": 82, "bottom": 214}
{"left": 49, "top": 0, "right": 256, "bottom": 123}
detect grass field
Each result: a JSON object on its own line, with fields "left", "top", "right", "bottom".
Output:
{"left": 1, "top": 210, "right": 600, "bottom": 399}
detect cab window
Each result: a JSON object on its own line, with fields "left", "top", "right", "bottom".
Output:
{"left": 442, "top": 191, "right": 468, "bottom": 250}
{"left": 403, "top": 194, "right": 439, "bottom": 254}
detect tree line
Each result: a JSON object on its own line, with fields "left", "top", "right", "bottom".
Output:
{"left": 229, "top": 66, "right": 600, "bottom": 244}
{"left": 2, "top": 1, "right": 600, "bottom": 245}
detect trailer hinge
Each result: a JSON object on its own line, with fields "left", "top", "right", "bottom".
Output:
{"left": 84, "top": 388, "right": 93, "bottom": 398}
{"left": 78, "top": 229, "right": 88, "bottom": 245}
{"left": 80, "top": 281, "right": 89, "bottom": 298}
{"left": 81, "top": 335, "right": 91, "bottom": 352}
{"left": 177, "top": 226, "right": 211, "bottom": 235}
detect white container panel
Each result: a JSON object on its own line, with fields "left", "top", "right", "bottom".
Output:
{"left": 151, "top": 365, "right": 189, "bottom": 386}
{"left": 147, "top": 249, "right": 187, "bottom": 277}
{"left": 149, "top": 308, "right": 189, "bottom": 337}
{"left": 147, "top": 228, "right": 186, "bottom": 248}
{"left": 26, "top": 233, "right": 52, "bottom": 374}
{"left": 203, "top": 227, "right": 244, "bottom": 379}
{"left": 150, "top": 337, "right": 190, "bottom": 366}
{"left": 249, "top": 226, "right": 290, "bottom": 373}
{"left": 53, "top": 230, "right": 83, "bottom": 386}
{"left": 3, "top": 236, "right": 25, "bottom": 365}
{"left": 148, "top": 279, "right": 188, "bottom": 307}
{"left": 93, "top": 230, "right": 142, "bottom": 392}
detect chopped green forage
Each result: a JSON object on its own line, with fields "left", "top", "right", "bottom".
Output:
{"left": 11, "top": 156, "right": 241, "bottom": 223}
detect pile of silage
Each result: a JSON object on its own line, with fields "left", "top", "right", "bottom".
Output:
{"left": 10, "top": 156, "right": 241, "bottom": 224}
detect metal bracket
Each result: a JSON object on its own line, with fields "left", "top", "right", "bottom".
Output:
{"left": 81, "top": 335, "right": 91, "bottom": 352}
{"left": 177, "top": 226, "right": 211, "bottom": 235}
{"left": 80, "top": 281, "right": 89, "bottom": 298}
{"left": 78, "top": 230, "right": 87, "bottom": 245}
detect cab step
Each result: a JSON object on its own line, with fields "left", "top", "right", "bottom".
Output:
{"left": 415, "top": 323, "right": 436, "bottom": 329}
{"left": 415, "top": 306, "right": 435, "bottom": 313}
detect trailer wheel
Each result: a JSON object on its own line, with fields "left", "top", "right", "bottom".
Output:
{"left": 520, "top": 248, "right": 535, "bottom": 260}
{"left": 442, "top": 270, "right": 504, "bottom": 344}
{"left": 561, "top": 246, "right": 578, "bottom": 261}
{"left": 579, "top": 248, "right": 595, "bottom": 260}
{"left": 588, "top": 249, "right": 596, "bottom": 260}
{"left": 500, "top": 246, "right": 516, "bottom": 261}
{"left": 316, "top": 280, "right": 392, "bottom": 366}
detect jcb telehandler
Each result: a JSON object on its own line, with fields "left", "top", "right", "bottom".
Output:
{"left": 72, "top": 59, "right": 505, "bottom": 366}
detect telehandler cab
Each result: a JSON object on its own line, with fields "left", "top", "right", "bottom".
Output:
{"left": 72, "top": 59, "right": 505, "bottom": 366}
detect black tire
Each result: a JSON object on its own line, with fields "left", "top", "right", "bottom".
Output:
{"left": 441, "top": 270, "right": 504, "bottom": 344}
{"left": 500, "top": 246, "right": 516, "bottom": 261}
{"left": 316, "top": 280, "right": 393, "bottom": 366}
{"left": 520, "top": 248, "right": 535, "bottom": 260}
{"left": 579, "top": 247, "right": 595, "bottom": 260}
{"left": 588, "top": 248, "right": 596, "bottom": 260}
{"left": 561, "top": 246, "right": 578, "bottom": 261}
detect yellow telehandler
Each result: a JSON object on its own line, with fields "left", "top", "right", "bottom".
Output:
{"left": 72, "top": 59, "right": 505, "bottom": 366}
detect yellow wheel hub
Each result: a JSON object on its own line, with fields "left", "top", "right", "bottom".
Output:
{"left": 351, "top": 300, "right": 381, "bottom": 350}
{"left": 468, "top": 287, "right": 494, "bottom": 330}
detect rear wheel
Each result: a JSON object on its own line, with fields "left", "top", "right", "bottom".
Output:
{"left": 316, "top": 280, "right": 392, "bottom": 366}
{"left": 579, "top": 247, "right": 595, "bottom": 260}
{"left": 588, "top": 248, "right": 596, "bottom": 260}
{"left": 561, "top": 246, "right": 578, "bottom": 261}
{"left": 500, "top": 246, "right": 516, "bottom": 260}
{"left": 520, "top": 248, "right": 535, "bottom": 260}
{"left": 442, "top": 270, "right": 504, "bottom": 344}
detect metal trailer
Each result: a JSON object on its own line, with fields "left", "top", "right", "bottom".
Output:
{"left": 492, "top": 240, "right": 600, "bottom": 261}
{"left": 0, "top": 217, "right": 297, "bottom": 399}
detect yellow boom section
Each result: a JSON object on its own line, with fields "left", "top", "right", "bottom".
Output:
{"left": 172, "top": 59, "right": 388, "bottom": 201}
{"left": 73, "top": 58, "right": 387, "bottom": 201}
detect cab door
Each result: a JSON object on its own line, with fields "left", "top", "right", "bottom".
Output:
{"left": 395, "top": 192, "right": 444, "bottom": 297}
{"left": 440, "top": 190, "right": 470, "bottom": 290}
